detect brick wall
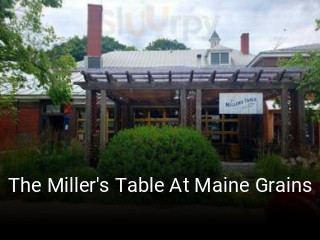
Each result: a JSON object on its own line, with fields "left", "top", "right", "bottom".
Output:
{"left": 0, "top": 110, "right": 17, "bottom": 151}
{"left": 0, "top": 102, "right": 41, "bottom": 151}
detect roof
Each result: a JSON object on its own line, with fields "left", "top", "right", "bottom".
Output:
{"left": 209, "top": 30, "right": 220, "bottom": 40}
{"left": 1, "top": 72, "right": 85, "bottom": 99}
{"left": 78, "top": 47, "right": 255, "bottom": 68}
{"left": 265, "top": 43, "right": 320, "bottom": 53}
{"left": 3, "top": 46, "right": 255, "bottom": 99}
{"left": 247, "top": 43, "right": 320, "bottom": 67}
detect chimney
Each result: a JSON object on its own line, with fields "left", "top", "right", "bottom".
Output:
{"left": 241, "top": 33, "right": 249, "bottom": 55}
{"left": 86, "top": 4, "right": 103, "bottom": 68}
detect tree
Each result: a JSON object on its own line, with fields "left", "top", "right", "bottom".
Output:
{"left": 279, "top": 19, "right": 320, "bottom": 121}
{"left": 50, "top": 36, "right": 137, "bottom": 62}
{"left": 102, "top": 36, "right": 137, "bottom": 55}
{"left": 145, "top": 38, "right": 189, "bottom": 51}
{"left": 0, "top": 0, "right": 76, "bottom": 117}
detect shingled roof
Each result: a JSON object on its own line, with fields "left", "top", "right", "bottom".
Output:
{"left": 247, "top": 43, "right": 320, "bottom": 67}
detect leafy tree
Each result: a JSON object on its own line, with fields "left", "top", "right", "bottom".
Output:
{"left": 279, "top": 52, "right": 320, "bottom": 121}
{"left": 279, "top": 19, "right": 320, "bottom": 121}
{"left": 102, "top": 36, "right": 137, "bottom": 55}
{"left": 50, "top": 36, "right": 137, "bottom": 62}
{"left": 0, "top": 0, "right": 76, "bottom": 117}
{"left": 145, "top": 38, "right": 189, "bottom": 51}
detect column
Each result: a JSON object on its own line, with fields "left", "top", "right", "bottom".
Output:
{"left": 281, "top": 88, "right": 289, "bottom": 157}
{"left": 180, "top": 89, "right": 187, "bottom": 127}
{"left": 196, "top": 89, "right": 202, "bottom": 132}
{"left": 100, "top": 90, "right": 107, "bottom": 155}
{"left": 85, "top": 90, "right": 92, "bottom": 166}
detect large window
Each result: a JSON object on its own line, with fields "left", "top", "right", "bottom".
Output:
{"left": 76, "top": 108, "right": 114, "bottom": 142}
{"left": 134, "top": 108, "right": 179, "bottom": 127}
{"left": 210, "top": 52, "right": 229, "bottom": 65}
{"left": 201, "top": 108, "right": 240, "bottom": 159}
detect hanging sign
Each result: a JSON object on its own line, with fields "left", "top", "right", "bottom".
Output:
{"left": 219, "top": 93, "right": 263, "bottom": 114}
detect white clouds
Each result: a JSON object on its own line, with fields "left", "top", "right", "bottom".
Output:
{"left": 42, "top": 0, "right": 320, "bottom": 54}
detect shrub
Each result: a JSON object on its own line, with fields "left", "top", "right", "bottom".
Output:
{"left": 255, "top": 154, "right": 289, "bottom": 181}
{"left": 53, "top": 167, "right": 100, "bottom": 203}
{"left": 99, "top": 126, "right": 222, "bottom": 185}
{"left": 0, "top": 140, "right": 85, "bottom": 200}
{"left": 290, "top": 165, "right": 320, "bottom": 181}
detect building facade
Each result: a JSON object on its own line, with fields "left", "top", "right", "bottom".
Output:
{"left": 0, "top": 4, "right": 312, "bottom": 162}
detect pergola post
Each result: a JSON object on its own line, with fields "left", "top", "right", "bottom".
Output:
{"left": 281, "top": 88, "right": 289, "bottom": 157}
{"left": 128, "top": 102, "right": 134, "bottom": 128}
{"left": 297, "top": 90, "right": 306, "bottom": 152}
{"left": 114, "top": 101, "right": 120, "bottom": 132}
{"left": 100, "top": 90, "right": 107, "bottom": 155}
{"left": 85, "top": 90, "right": 92, "bottom": 166}
{"left": 196, "top": 89, "right": 202, "bottom": 132}
{"left": 180, "top": 89, "right": 187, "bottom": 127}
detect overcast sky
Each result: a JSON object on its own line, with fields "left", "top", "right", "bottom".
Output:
{"left": 42, "top": 0, "right": 320, "bottom": 54}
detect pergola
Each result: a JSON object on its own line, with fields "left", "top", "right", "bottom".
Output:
{"left": 75, "top": 67, "right": 308, "bottom": 166}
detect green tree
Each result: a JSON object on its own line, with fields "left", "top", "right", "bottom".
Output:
{"left": 0, "top": 0, "right": 76, "bottom": 117}
{"left": 279, "top": 19, "right": 320, "bottom": 121}
{"left": 145, "top": 38, "right": 189, "bottom": 51}
{"left": 50, "top": 36, "right": 137, "bottom": 62}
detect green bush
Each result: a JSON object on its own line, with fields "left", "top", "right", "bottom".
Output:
{"left": 0, "top": 140, "right": 85, "bottom": 200}
{"left": 53, "top": 167, "right": 100, "bottom": 203}
{"left": 99, "top": 126, "right": 222, "bottom": 185}
{"left": 255, "top": 154, "right": 289, "bottom": 181}
{"left": 290, "top": 166, "right": 320, "bottom": 181}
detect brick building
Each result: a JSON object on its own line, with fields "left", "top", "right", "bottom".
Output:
{"left": 0, "top": 4, "right": 314, "bottom": 160}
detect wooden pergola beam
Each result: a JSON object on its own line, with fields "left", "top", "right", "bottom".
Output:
{"left": 169, "top": 71, "right": 172, "bottom": 83}
{"left": 105, "top": 71, "right": 115, "bottom": 83}
{"left": 147, "top": 71, "right": 154, "bottom": 83}
{"left": 76, "top": 81, "right": 296, "bottom": 91}
{"left": 126, "top": 71, "right": 134, "bottom": 83}
{"left": 209, "top": 70, "right": 217, "bottom": 83}
{"left": 277, "top": 69, "right": 287, "bottom": 81}
{"left": 189, "top": 70, "right": 194, "bottom": 82}
{"left": 253, "top": 69, "right": 263, "bottom": 82}
{"left": 231, "top": 70, "right": 240, "bottom": 82}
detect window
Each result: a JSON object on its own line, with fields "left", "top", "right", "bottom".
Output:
{"left": 210, "top": 52, "right": 229, "bottom": 65}
{"left": 221, "top": 53, "right": 229, "bottom": 64}
{"left": 211, "top": 53, "right": 220, "bottom": 65}
{"left": 134, "top": 108, "right": 179, "bottom": 127}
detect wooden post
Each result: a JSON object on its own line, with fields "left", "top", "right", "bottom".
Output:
{"left": 127, "top": 102, "right": 133, "bottom": 128}
{"left": 100, "top": 90, "right": 106, "bottom": 155}
{"left": 297, "top": 90, "right": 306, "bottom": 151}
{"left": 196, "top": 89, "right": 202, "bottom": 132}
{"left": 85, "top": 90, "right": 92, "bottom": 166}
{"left": 180, "top": 89, "right": 187, "bottom": 127}
{"left": 114, "top": 101, "right": 120, "bottom": 132}
{"left": 281, "top": 88, "right": 289, "bottom": 157}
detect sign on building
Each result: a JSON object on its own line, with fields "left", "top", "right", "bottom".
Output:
{"left": 219, "top": 93, "right": 263, "bottom": 114}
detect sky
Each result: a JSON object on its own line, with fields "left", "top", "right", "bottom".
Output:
{"left": 42, "top": 0, "right": 320, "bottom": 54}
